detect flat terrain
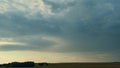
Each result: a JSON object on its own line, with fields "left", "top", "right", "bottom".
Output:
{"left": 1, "top": 63, "right": 120, "bottom": 68}
{"left": 35, "top": 63, "right": 120, "bottom": 68}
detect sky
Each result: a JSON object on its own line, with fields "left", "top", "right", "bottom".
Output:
{"left": 0, "top": 0, "right": 120, "bottom": 63}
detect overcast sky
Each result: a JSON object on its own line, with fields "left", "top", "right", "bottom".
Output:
{"left": 0, "top": 0, "right": 120, "bottom": 63}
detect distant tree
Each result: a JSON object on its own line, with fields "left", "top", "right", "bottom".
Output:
{"left": 22, "top": 62, "right": 35, "bottom": 67}
{"left": 2, "top": 61, "right": 35, "bottom": 67}
{"left": 39, "top": 62, "right": 48, "bottom": 66}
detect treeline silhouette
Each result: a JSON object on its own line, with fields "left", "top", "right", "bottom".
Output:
{"left": 0, "top": 61, "right": 48, "bottom": 67}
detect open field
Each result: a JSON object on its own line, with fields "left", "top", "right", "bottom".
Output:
{"left": 35, "top": 63, "right": 120, "bottom": 68}
{"left": 2, "top": 63, "right": 120, "bottom": 68}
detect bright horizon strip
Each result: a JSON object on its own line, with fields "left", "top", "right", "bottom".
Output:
{"left": 0, "top": 51, "right": 111, "bottom": 64}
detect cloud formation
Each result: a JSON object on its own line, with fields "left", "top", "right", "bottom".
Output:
{"left": 0, "top": 0, "right": 120, "bottom": 58}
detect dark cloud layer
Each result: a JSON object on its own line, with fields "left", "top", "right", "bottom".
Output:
{"left": 0, "top": 0, "right": 120, "bottom": 56}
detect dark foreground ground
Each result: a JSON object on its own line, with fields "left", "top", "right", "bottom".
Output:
{"left": 1, "top": 63, "right": 120, "bottom": 68}
{"left": 35, "top": 63, "right": 120, "bottom": 68}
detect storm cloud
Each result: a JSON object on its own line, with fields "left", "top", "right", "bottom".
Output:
{"left": 0, "top": 0, "right": 120, "bottom": 57}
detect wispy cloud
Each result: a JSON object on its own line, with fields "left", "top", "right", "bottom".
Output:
{"left": 0, "top": 42, "right": 27, "bottom": 46}
{"left": 0, "top": 38, "right": 27, "bottom": 46}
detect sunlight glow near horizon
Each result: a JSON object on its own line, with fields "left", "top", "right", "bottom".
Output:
{"left": 0, "top": 51, "right": 112, "bottom": 64}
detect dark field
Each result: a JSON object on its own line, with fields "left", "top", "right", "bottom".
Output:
{"left": 35, "top": 63, "right": 120, "bottom": 68}
{"left": 2, "top": 63, "right": 120, "bottom": 68}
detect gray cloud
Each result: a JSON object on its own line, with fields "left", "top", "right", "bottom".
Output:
{"left": 44, "top": 0, "right": 76, "bottom": 13}
{"left": 0, "top": 45, "right": 31, "bottom": 51}
{"left": 0, "top": 0, "right": 120, "bottom": 56}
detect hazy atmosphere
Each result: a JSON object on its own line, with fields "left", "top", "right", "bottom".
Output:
{"left": 0, "top": 0, "right": 120, "bottom": 63}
